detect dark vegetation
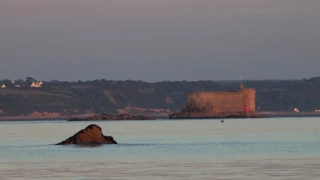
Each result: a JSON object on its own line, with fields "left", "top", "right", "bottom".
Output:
{"left": 1, "top": 77, "right": 320, "bottom": 116}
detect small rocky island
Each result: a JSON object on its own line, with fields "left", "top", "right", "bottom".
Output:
{"left": 56, "top": 124, "right": 117, "bottom": 145}
{"left": 68, "top": 114, "right": 152, "bottom": 121}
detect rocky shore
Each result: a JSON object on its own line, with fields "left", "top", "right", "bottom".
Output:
{"left": 169, "top": 110, "right": 261, "bottom": 119}
{"left": 68, "top": 113, "right": 152, "bottom": 121}
{"left": 169, "top": 114, "right": 262, "bottom": 119}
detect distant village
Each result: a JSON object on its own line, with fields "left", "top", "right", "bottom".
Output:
{"left": 1, "top": 79, "right": 44, "bottom": 89}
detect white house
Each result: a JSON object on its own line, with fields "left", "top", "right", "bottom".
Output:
{"left": 31, "top": 82, "right": 42, "bottom": 88}
{"left": 293, "top": 108, "right": 299, "bottom": 112}
{"left": 1, "top": 84, "right": 6, "bottom": 88}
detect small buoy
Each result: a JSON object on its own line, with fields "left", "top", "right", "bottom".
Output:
{"left": 221, "top": 119, "right": 224, "bottom": 123}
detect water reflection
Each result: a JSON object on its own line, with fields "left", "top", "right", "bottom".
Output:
{"left": 73, "top": 143, "right": 105, "bottom": 148}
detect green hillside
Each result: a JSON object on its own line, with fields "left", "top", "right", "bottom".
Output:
{"left": 1, "top": 77, "right": 320, "bottom": 116}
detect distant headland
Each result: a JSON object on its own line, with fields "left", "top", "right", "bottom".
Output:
{"left": 1, "top": 76, "right": 320, "bottom": 119}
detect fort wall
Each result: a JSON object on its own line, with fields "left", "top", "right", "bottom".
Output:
{"left": 184, "top": 87, "right": 256, "bottom": 116}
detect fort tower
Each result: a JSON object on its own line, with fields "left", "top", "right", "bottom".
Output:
{"left": 172, "top": 83, "right": 256, "bottom": 118}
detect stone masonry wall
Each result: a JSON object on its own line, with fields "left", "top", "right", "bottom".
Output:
{"left": 186, "top": 88, "right": 255, "bottom": 115}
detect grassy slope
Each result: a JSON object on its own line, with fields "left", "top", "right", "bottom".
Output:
{"left": 1, "top": 77, "right": 320, "bottom": 116}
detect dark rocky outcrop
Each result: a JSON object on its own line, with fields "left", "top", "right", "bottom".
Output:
{"left": 56, "top": 124, "right": 117, "bottom": 145}
{"left": 169, "top": 107, "right": 261, "bottom": 119}
{"left": 68, "top": 114, "right": 152, "bottom": 121}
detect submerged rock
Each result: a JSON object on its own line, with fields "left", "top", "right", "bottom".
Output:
{"left": 56, "top": 124, "right": 117, "bottom": 145}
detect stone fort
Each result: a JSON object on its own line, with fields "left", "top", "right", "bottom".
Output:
{"left": 170, "top": 84, "right": 256, "bottom": 118}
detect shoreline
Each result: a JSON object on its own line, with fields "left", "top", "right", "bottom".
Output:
{"left": 0, "top": 115, "right": 169, "bottom": 121}
{"left": 0, "top": 116, "right": 69, "bottom": 121}
{"left": 258, "top": 111, "right": 320, "bottom": 118}
{"left": 1, "top": 112, "right": 320, "bottom": 121}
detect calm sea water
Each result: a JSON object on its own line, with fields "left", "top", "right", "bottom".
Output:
{"left": 1, "top": 118, "right": 320, "bottom": 180}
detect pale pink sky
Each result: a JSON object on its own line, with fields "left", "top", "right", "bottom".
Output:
{"left": 1, "top": 0, "right": 319, "bottom": 81}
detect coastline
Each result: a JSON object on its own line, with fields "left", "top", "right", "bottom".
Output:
{"left": 0, "top": 116, "right": 69, "bottom": 121}
{"left": 258, "top": 111, "right": 320, "bottom": 118}
{"left": 1, "top": 112, "right": 320, "bottom": 121}
{"left": 0, "top": 115, "right": 169, "bottom": 121}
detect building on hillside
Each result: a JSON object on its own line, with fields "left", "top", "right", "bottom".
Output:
{"left": 293, "top": 108, "right": 299, "bottom": 112}
{"left": 31, "top": 82, "right": 42, "bottom": 88}
{"left": 11, "top": 80, "right": 25, "bottom": 88}
{"left": 1, "top": 84, "right": 6, "bottom": 88}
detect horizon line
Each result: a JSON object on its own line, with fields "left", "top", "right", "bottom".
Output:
{"left": 1, "top": 76, "right": 319, "bottom": 83}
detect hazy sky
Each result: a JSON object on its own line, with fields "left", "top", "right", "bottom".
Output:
{"left": 1, "top": 0, "right": 319, "bottom": 81}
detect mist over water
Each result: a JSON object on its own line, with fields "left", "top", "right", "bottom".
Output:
{"left": 1, "top": 118, "right": 320, "bottom": 179}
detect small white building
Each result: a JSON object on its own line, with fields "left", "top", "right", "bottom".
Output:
{"left": 1, "top": 84, "right": 6, "bottom": 88}
{"left": 31, "top": 82, "right": 42, "bottom": 88}
{"left": 293, "top": 108, "right": 299, "bottom": 112}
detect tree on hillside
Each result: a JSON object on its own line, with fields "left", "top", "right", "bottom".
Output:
{"left": 26, "top": 77, "right": 36, "bottom": 84}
